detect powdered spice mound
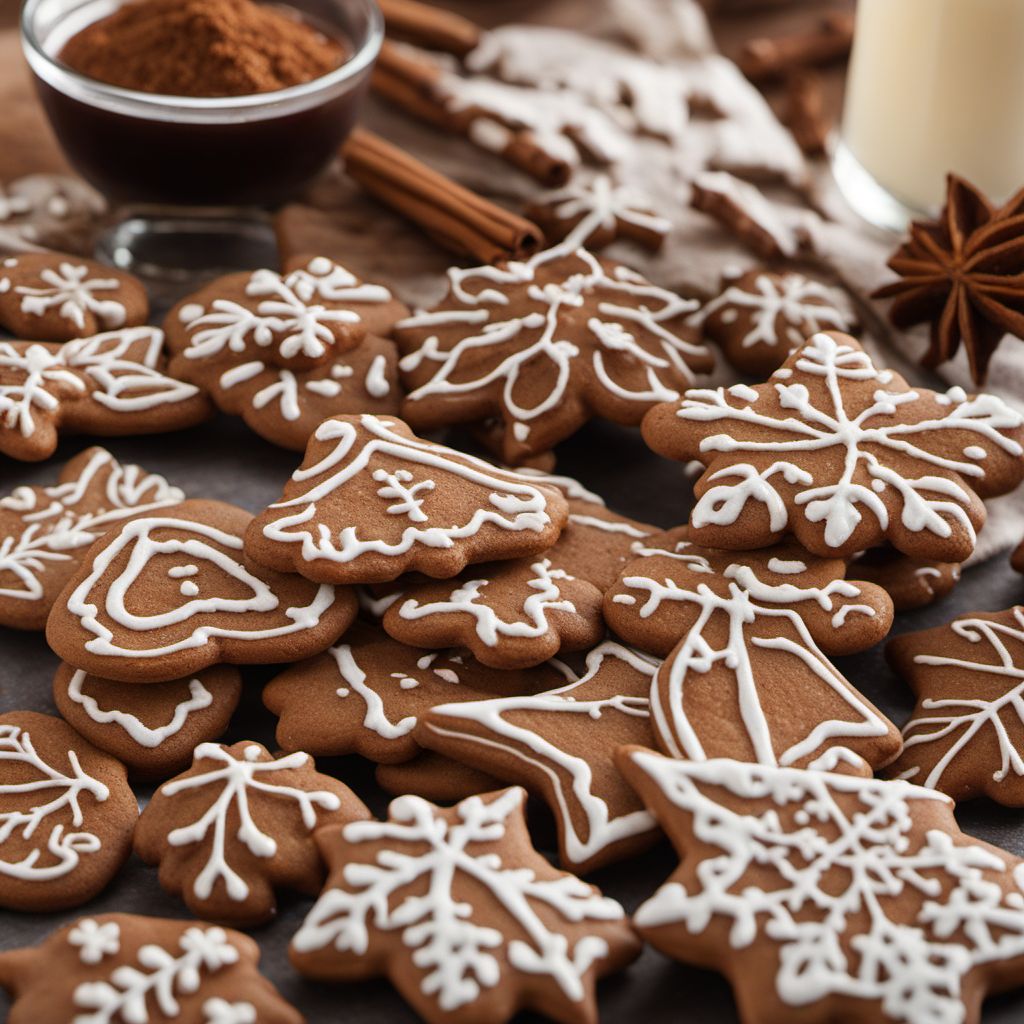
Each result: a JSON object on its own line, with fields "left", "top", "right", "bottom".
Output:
{"left": 60, "top": 0, "right": 347, "bottom": 98}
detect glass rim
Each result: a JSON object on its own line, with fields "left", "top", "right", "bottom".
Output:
{"left": 20, "top": 0, "right": 384, "bottom": 123}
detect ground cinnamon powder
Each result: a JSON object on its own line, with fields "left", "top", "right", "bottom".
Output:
{"left": 59, "top": 0, "right": 347, "bottom": 98}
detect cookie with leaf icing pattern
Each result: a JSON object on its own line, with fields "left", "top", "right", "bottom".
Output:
{"left": 0, "top": 252, "right": 147, "bottom": 341}
{"left": 245, "top": 413, "right": 569, "bottom": 585}
{"left": 0, "top": 913, "right": 302, "bottom": 1024}
{"left": 643, "top": 331, "right": 1024, "bottom": 561}
{"left": 0, "top": 711, "right": 136, "bottom": 911}
{"left": 47, "top": 498, "right": 356, "bottom": 684}
{"left": 290, "top": 787, "right": 640, "bottom": 1024}
{"left": 134, "top": 740, "right": 369, "bottom": 927}
{"left": 0, "top": 446, "right": 187, "bottom": 630}
{"left": 53, "top": 662, "right": 243, "bottom": 781}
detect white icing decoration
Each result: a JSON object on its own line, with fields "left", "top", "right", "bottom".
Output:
{"left": 68, "top": 918, "right": 120, "bottom": 965}
{"left": 364, "top": 353, "right": 390, "bottom": 397}
{"left": 766, "top": 557, "right": 806, "bottom": 574}
{"left": 291, "top": 788, "right": 626, "bottom": 1009}
{"left": 160, "top": 743, "right": 341, "bottom": 902}
{"left": 203, "top": 998, "right": 257, "bottom": 1024}
{"left": 64, "top": 513, "right": 337, "bottom": 660}
{"left": 0, "top": 261, "right": 126, "bottom": 330}
{"left": 566, "top": 513, "right": 650, "bottom": 538}
{"left": 330, "top": 645, "right": 417, "bottom": 740}
{"left": 0, "top": 723, "right": 109, "bottom": 881}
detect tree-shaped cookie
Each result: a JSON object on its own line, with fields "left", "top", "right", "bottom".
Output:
{"left": 0, "top": 447, "right": 186, "bottom": 630}
{"left": 604, "top": 526, "right": 900, "bottom": 771}
{"left": 0, "top": 328, "right": 212, "bottom": 461}
{"left": 394, "top": 243, "right": 713, "bottom": 464}
{"left": 418, "top": 641, "right": 662, "bottom": 873}
{"left": 264, "top": 623, "right": 569, "bottom": 763}
{"left": 165, "top": 256, "right": 408, "bottom": 450}
{"left": 135, "top": 740, "right": 369, "bottom": 927}
{"left": 886, "top": 607, "right": 1024, "bottom": 803}
{"left": 618, "top": 748, "right": 1024, "bottom": 1024}
{"left": 0, "top": 711, "right": 136, "bottom": 911}
{"left": 53, "top": 662, "right": 243, "bottom": 781}
{"left": 643, "top": 331, "right": 1024, "bottom": 561}
{"left": 0, "top": 914, "right": 302, "bottom": 1024}
{"left": 245, "top": 414, "right": 569, "bottom": 585}
{"left": 47, "top": 499, "right": 357, "bottom": 683}
{"left": 0, "top": 252, "right": 148, "bottom": 341}
{"left": 290, "top": 787, "right": 640, "bottom": 1024}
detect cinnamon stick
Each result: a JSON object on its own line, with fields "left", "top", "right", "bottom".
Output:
{"left": 342, "top": 127, "right": 544, "bottom": 264}
{"left": 782, "top": 71, "right": 830, "bottom": 156}
{"left": 377, "top": 0, "right": 481, "bottom": 58}
{"left": 738, "top": 11, "right": 854, "bottom": 83}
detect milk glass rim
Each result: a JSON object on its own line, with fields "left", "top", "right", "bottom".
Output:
{"left": 21, "top": 0, "right": 383, "bottom": 124}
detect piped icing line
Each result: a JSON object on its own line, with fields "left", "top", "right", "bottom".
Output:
{"left": 0, "top": 260, "right": 126, "bottom": 330}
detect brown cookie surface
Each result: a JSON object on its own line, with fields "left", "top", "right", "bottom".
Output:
{"left": 395, "top": 244, "right": 713, "bottom": 464}
{"left": 0, "top": 913, "right": 302, "bottom": 1024}
{"left": 374, "top": 751, "right": 501, "bottom": 803}
{"left": 245, "top": 413, "right": 569, "bottom": 585}
{"left": 47, "top": 498, "right": 356, "bottom": 683}
{"left": 0, "top": 252, "right": 147, "bottom": 340}
{"left": 851, "top": 545, "right": 961, "bottom": 611}
{"left": 886, "top": 607, "right": 1024, "bottom": 803}
{"left": 53, "top": 661, "right": 243, "bottom": 780}
{"left": 134, "top": 740, "right": 369, "bottom": 927}
{"left": 290, "top": 787, "right": 640, "bottom": 1024}
{"left": 0, "top": 446, "right": 186, "bottom": 630}
{"left": 0, "top": 710, "right": 136, "bottom": 911}
{"left": 619, "top": 748, "right": 1024, "bottom": 1024}
{"left": 643, "top": 331, "right": 1024, "bottom": 561}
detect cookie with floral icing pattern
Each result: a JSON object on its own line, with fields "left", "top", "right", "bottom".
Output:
{"left": 643, "top": 331, "right": 1024, "bottom": 561}
{"left": 618, "top": 747, "right": 1024, "bottom": 1024}
{"left": 290, "top": 787, "right": 640, "bottom": 1024}
{"left": 0, "top": 711, "right": 136, "bottom": 911}
{"left": 245, "top": 413, "right": 569, "bottom": 585}
{"left": 47, "top": 498, "right": 356, "bottom": 684}
{"left": 394, "top": 242, "right": 713, "bottom": 464}
{"left": 135, "top": 740, "right": 369, "bottom": 927}
{"left": 0, "top": 446, "right": 186, "bottom": 630}
{"left": 694, "top": 268, "right": 857, "bottom": 376}
{"left": 0, "top": 328, "right": 212, "bottom": 461}
{"left": 53, "top": 662, "right": 243, "bottom": 781}
{"left": 165, "top": 256, "right": 408, "bottom": 450}
{"left": 0, "top": 252, "right": 147, "bottom": 341}
{"left": 0, "top": 913, "right": 302, "bottom": 1024}
{"left": 852, "top": 545, "right": 961, "bottom": 612}
{"left": 604, "top": 526, "right": 900, "bottom": 771}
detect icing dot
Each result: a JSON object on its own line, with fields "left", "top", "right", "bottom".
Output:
{"left": 336, "top": 687, "right": 351, "bottom": 698}
{"left": 180, "top": 580, "right": 200, "bottom": 597}
{"left": 399, "top": 677, "right": 419, "bottom": 690}
{"left": 513, "top": 423, "right": 531, "bottom": 442}
{"left": 964, "top": 445, "right": 987, "bottom": 460}
{"left": 179, "top": 303, "right": 204, "bottom": 323}
{"left": 243, "top": 745, "right": 262, "bottom": 761}
{"left": 871, "top": 479, "right": 886, "bottom": 492}
{"left": 612, "top": 594, "right": 636, "bottom": 605}
{"left": 433, "top": 668, "right": 460, "bottom": 684}
{"left": 307, "top": 256, "right": 332, "bottom": 274}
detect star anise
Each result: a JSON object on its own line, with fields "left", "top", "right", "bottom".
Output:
{"left": 873, "top": 174, "right": 1024, "bottom": 384}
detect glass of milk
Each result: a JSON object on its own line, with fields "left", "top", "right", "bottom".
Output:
{"left": 833, "top": 0, "right": 1024, "bottom": 231}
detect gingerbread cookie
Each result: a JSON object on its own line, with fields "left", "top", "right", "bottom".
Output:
{"left": 264, "top": 624, "right": 568, "bottom": 763}
{"left": 245, "top": 414, "right": 569, "bottom": 585}
{"left": 0, "top": 253, "right": 147, "bottom": 341}
{"left": 852, "top": 545, "right": 960, "bottom": 611}
{"left": 53, "top": 662, "right": 243, "bottom": 780}
{"left": 887, "top": 607, "right": 1024, "bottom": 803}
{"left": 0, "top": 447, "right": 186, "bottom": 630}
{"left": 619, "top": 747, "right": 1024, "bottom": 1024}
{"left": 394, "top": 243, "right": 713, "bottom": 464}
{"left": 605, "top": 527, "right": 900, "bottom": 770}
{"left": 694, "top": 268, "right": 857, "bottom": 376}
{"left": 290, "top": 788, "right": 640, "bottom": 1024}
{"left": 0, "top": 328, "right": 212, "bottom": 461}
{"left": 418, "top": 641, "right": 661, "bottom": 872}
{"left": 0, "top": 913, "right": 302, "bottom": 1024}
{"left": 0, "top": 711, "right": 136, "bottom": 911}
{"left": 135, "top": 740, "right": 369, "bottom": 927}
{"left": 374, "top": 751, "right": 501, "bottom": 804}
{"left": 47, "top": 498, "right": 357, "bottom": 683}
{"left": 643, "top": 331, "right": 1024, "bottom": 561}
{"left": 165, "top": 256, "right": 408, "bottom": 450}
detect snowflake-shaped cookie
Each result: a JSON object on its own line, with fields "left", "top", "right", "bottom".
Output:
{"left": 134, "top": 741, "right": 368, "bottom": 926}
{"left": 619, "top": 748, "right": 1024, "bottom": 1024}
{"left": 886, "top": 607, "right": 1024, "bottom": 804}
{"left": 394, "top": 244, "right": 713, "bottom": 464}
{"left": 643, "top": 331, "right": 1024, "bottom": 561}
{"left": 604, "top": 526, "right": 899, "bottom": 771}
{"left": 290, "top": 787, "right": 640, "bottom": 1024}
{"left": 0, "top": 914, "right": 302, "bottom": 1024}
{"left": 0, "top": 328, "right": 211, "bottom": 461}
{"left": 0, "top": 447, "right": 185, "bottom": 630}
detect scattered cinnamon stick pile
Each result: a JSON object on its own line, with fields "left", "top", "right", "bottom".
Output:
{"left": 738, "top": 11, "right": 854, "bottom": 83}
{"left": 377, "top": 0, "right": 481, "bottom": 57}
